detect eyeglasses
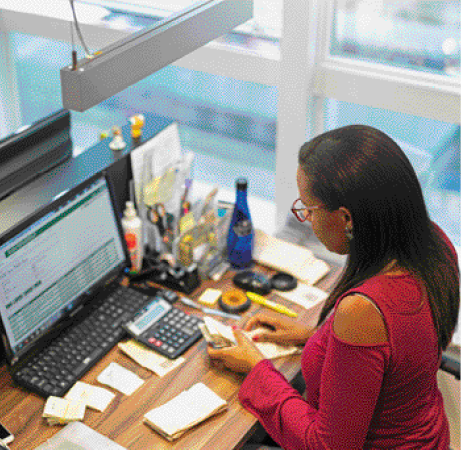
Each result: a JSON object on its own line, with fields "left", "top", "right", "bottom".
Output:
{"left": 291, "top": 198, "right": 326, "bottom": 222}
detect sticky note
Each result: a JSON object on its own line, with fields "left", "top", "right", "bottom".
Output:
{"left": 97, "top": 362, "right": 145, "bottom": 395}
{"left": 198, "top": 288, "right": 222, "bottom": 306}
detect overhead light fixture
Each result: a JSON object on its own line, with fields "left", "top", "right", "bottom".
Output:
{"left": 61, "top": 0, "right": 253, "bottom": 112}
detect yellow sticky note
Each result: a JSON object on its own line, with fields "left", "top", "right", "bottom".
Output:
{"left": 198, "top": 288, "right": 222, "bottom": 306}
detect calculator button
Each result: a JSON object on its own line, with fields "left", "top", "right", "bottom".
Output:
{"left": 183, "top": 326, "right": 194, "bottom": 336}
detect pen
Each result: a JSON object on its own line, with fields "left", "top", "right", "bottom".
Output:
{"left": 246, "top": 292, "right": 298, "bottom": 318}
{"left": 179, "top": 297, "right": 241, "bottom": 321}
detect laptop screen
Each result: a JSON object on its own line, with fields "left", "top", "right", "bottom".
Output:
{"left": 0, "top": 174, "right": 127, "bottom": 363}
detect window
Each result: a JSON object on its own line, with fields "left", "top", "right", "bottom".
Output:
{"left": 9, "top": 31, "right": 277, "bottom": 200}
{"left": 274, "top": 0, "right": 460, "bottom": 246}
{"left": 323, "top": 99, "right": 460, "bottom": 245}
{"left": 330, "top": 0, "right": 460, "bottom": 77}
{"left": 0, "top": 0, "right": 459, "bottom": 240}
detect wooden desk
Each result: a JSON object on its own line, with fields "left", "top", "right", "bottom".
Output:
{"left": 0, "top": 265, "right": 342, "bottom": 449}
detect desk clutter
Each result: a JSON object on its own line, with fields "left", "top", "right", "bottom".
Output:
{"left": 40, "top": 339, "right": 186, "bottom": 426}
{"left": 0, "top": 118, "right": 339, "bottom": 449}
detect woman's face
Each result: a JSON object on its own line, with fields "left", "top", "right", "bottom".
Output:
{"left": 296, "top": 166, "right": 351, "bottom": 255}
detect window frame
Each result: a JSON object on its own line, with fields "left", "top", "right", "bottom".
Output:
{"left": 274, "top": 0, "right": 460, "bottom": 230}
{"left": 0, "top": 0, "right": 459, "bottom": 232}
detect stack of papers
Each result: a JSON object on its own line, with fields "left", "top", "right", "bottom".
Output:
{"left": 118, "top": 340, "right": 185, "bottom": 377}
{"left": 253, "top": 229, "right": 330, "bottom": 285}
{"left": 42, "top": 382, "right": 115, "bottom": 426}
{"left": 43, "top": 396, "right": 86, "bottom": 426}
{"left": 200, "top": 316, "right": 302, "bottom": 359}
{"left": 143, "top": 382, "right": 227, "bottom": 441}
{"left": 65, "top": 381, "right": 115, "bottom": 412}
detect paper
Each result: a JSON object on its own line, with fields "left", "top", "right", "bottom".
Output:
{"left": 143, "top": 382, "right": 227, "bottom": 441}
{"left": 65, "top": 382, "right": 115, "bottom": 412}
{"left": 276, "top": 283, "right": 329, "bottom": 310}
{"left": 35, "top": 422, "right": 127, "bottom": 449}
{"left": 97, "top": 362, "right": 145, "bottom": 395}
{"left": 203, "top": 316, "right": 236, "bottom": 345}
{"left": 245, "top": 328, "right": 302, "bottom": 359}
{"left": 130, "top": 123, "right": 183, "bottom": 249}
{"left": 143, "top": 166, "right": 178, "bottom": 206}
{"left": 130, "top": 122, "right": 182, "bottom": 206}
{"left": 43, "top": 396, "right": 86, "bottom": 426}
{"left": 198, "top": 288, "right": 222, "bottom": 306}
{"left": 253, "top": 229, "right": 330, "bottom": 285}
{"left": 118, "top": 340, "right": 185, "bottom": 377}
{"left": 201, "top": 316, "right": 302, "bottom": 359}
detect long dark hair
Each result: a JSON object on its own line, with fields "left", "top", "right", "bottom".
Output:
{"left": 299, "top": 125, "right": 459, "bottom": 351}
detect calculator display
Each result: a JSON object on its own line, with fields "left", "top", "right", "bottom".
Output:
{"left": 125, "top": 298, "right": 171, "bottom": 336}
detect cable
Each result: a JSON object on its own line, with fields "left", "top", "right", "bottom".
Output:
{"left": 70, "top": 22, "right": 77, "bottom": 70}
{"left": 69, "top": 0, "right": 91, "bottom": 57}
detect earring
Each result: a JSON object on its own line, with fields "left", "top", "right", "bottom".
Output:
{"left": 345, "top": 227, "right": 354, "bottom": 241}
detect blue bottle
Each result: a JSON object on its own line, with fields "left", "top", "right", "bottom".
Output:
{"left": 227, "top": 178, "right": 253, "bottom": 269}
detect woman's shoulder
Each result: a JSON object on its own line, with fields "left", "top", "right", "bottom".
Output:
{"left": 333, "top": 294, "right": 389, "bottom": 345}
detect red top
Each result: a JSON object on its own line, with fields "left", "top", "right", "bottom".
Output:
{"left": 239, "top": 229, "right": 457, "bottom": 450}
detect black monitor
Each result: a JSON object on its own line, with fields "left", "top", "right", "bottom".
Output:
{"left": 0, "top": 109, "right": 73, "bottom": 201}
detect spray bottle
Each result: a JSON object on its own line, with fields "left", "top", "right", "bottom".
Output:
{"left": 121, "top": 201, "right": 143, "bottom": 273}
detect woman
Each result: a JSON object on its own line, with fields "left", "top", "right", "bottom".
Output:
{"left": 207, "top": 125, "right": 459, "bottom": 450}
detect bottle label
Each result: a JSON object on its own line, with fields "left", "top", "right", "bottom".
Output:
{"left": 125, "top": 232, "right": 139, "bottom": 270}
{"left": 233, "top": 219, "right": 252, "bottom": 237}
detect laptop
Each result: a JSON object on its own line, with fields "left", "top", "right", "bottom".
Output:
{"left": 0, "top": 172, "right": 153, "bottom": 397}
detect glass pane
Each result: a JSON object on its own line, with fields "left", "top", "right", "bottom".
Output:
{"left": 321, "top": 98, "right": 460, "bottom": 245}
{"left": 83, "top": 0, "right": 282, "bottom": 46}
{"left": 331, "top": 0, "right": 460, "bottom": 77}
{"left": 9, "top": 32, "right": 277, "bottom": 201}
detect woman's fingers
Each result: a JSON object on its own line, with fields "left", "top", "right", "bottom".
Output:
{"left": 244, "top": 313, "right": 280, "bottom": 331}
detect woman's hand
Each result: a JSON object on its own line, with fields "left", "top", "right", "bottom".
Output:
{"left": 244, "top": 312, "right": 315, "bottom": 346}
{"left": 207, "top": 327, "right": 265, "bottom": 374}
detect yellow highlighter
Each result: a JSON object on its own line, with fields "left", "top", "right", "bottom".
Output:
{"left": 246, "top": 292, "right": 298, "bottom": 318}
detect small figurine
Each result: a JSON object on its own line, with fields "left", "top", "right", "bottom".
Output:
{"left": 100, "top": 130, "right": 109, "bottom": 140}
{"left": 109, "top": 126, "right": 126, "bottom": 151}
{"left": 129, "top": 114, "right": 145, "bottom": 139}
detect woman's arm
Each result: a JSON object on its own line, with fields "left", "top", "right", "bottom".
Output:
{"left": 238, "top": 296, "right": 390, "bottom": 450}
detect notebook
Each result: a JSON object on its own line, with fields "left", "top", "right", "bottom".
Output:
{"left": 143, "top": 382, "right": 227, "bottom": 441}
{"left": 0, "top": 172, "right": 147, "bottom": 396}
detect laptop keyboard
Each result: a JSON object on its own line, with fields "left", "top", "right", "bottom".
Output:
{"left": 13, "top": 286, "right": 153, "bottom": 398}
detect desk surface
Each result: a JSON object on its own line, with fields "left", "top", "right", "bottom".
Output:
{"left": 0, "top": 265, "right": 342, "bottom": 450}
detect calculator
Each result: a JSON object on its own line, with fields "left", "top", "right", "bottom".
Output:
{"left": 123, "top": 296, "right": 203, "bottom": 359}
